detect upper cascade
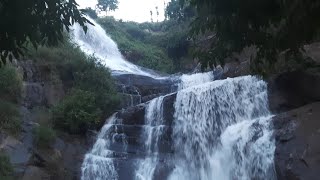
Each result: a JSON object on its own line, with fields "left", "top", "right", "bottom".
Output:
{"left": 71, "top": 16, "right": 158, "bottom": 77}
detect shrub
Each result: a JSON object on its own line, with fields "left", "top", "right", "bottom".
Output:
{"left": 29, "top": 40, "right": 120, "bottom": 134}
{"left": 0, "top": 100, "right": 21, "bottom": 134}
{"left": 53, "top": 89, "right": 103, "bottom": 134}
{"left": 33, "top": 126, "right": 56, "bottom": 148}
{"left": 0, "top": 152, "right": 13, "bottom": 180}
{"left": 0, "top": 65, "right": 22, "bottom": 102}
{"left": 73, "top": 57, "right": 120, "bottom": 116}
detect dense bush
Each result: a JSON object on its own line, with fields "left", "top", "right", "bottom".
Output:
{"left": 29, "top": 41, "right": 120, "bottom": 134}
{"left": 0, "top": 100, "right": 21, "bottom": 134}
{"left": 33, "top": 126, "right": 56, "bottom": 148}
{"left": 0, "top": 65, "right": 22, "bottom": 102}
{"left": 0, "top": 66, "right": 22, "bottom": 134}
{"left": 0, "top": 152, "right": 13, "bottom": 180}
{"left": 53, "top": 89, "right": 103, "bottom": 134}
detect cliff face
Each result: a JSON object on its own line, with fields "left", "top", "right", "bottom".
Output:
{"left": 0, "top": 60, "right": 94, "bottom": 180}
{"left": 269, "top": 70, "right": 320, "bottom": 180}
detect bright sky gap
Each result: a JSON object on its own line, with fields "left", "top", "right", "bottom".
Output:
{"left": 77, "top": 0, "right": 169, "bottom": 23}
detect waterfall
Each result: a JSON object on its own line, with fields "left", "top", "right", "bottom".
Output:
{"left": 81, "top": 75, "right": 275, "bottom": 180}
{"left": 169, "top": 76, "right": 275, "bottom": 180}
{"left": 81, "top": 114, "right": 123, "bottom": 180}
{"left": 71, "top": 17, "right": 157, "bottom": 77}
{"left": 75, "top": 15, "right": 275, "bottom": 180}
{"left": 135, "top": 96, "right": 166, "bottom": 180}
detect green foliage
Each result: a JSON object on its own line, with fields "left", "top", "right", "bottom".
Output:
{"left": 96, "top": 0, "right": 119, "bottom": 14}
{"left": 0, "top": 152, "right": 13, "bottom": 180}
{"left": 0, "top": 65, "right": 22, "bottom": 102}
{"left": 97, "top": 17, "right": 174, "bottom": 72}
{"left": 0, "top": 0, "right": 91, "bottom": 64}
{"left": 28, "top": 41, "right": 120, "bottom": 134}
{"left": 33, "top": 126, "right": 56, "bottom": 148}
{"left": 165, "top": 0, "right": 194, "bottom": 21}
{"left": 0, "top": 66, "right": 22, "bottom": 134}
{"left": 0, "top": 100, "right": 21, "bottom": 134}
{"left": 184, "top": 0, "right": 320, "bottom": 72}
{"left": 74, "top": 59, "right": 120, "bottom": 116}
{"left": 53, "top": 89, "right": 103, "bottom": 134}
{"left": 27, "top": 40, "right": 119, "bottom": 134}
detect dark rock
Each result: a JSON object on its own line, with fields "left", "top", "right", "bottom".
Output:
{"left": 117, "top": 104, "right": 146, "bottom": 125}
{"left": 273, "top": 102, "right": 320, "bottom": 180}
{"left": 119, "top": 93, "right": 142, "bottom": 109}
{"left": 268, "top": 70, "right": 320, "bottom": 113}
{"left": 22, "top": 82, "right": 46, "bottom": 108}
{"left": 162, "top": 93, "right": 177, "bottom": 126}
{"left": 113, "top": 73, "right": 177, "bottom": 98}
{"left": 22, "top": 166, "right": 50, "bottom": 180}
{"left": 221, "top": 61, "right": 251, "bottom": 79}
{"left": 304, "top": 42, "right": 320, "bottom": 65}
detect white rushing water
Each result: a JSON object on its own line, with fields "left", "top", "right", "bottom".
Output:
{"left": 178, "top": 71, "right": 214, "bottom": 90}
{"left": 81, "top": 75, "right": 276, "bottom": 180}
{"left": 81, "top": 114, "right": 121, "bottom": 180}
{"left": 135, "top": 96, "right": 166, "bottom": 180}
{"left": 169, "top": 76, "right": 275, "bottom": 180}
{"left": 71, "top": 17, "right": 157, "bottom": 77}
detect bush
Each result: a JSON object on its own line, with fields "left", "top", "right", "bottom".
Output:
{"left": 33, "top": 126, "right": 56, "bottom": 148}
{"left": 0, "top": 100, "right": 21, "bottom": 134}
{"left": 29, "top": 40, "right": 120, "bottom": 135}
{"left": 74, "top": 57, "right": 120, "bottom": 116}
{"left": 53, "top": 89, "right": 103, "bottom": 134}
{"left": 0, "top": 65, "right": 22, "bottom": 102}
{"left": 0, "top": 152, "right": 13, "bottom": 180}
{"left": 0, "top": 65, "right": 22, "bottom": 135}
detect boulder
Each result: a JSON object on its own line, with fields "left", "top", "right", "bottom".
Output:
{"left": 268, "top": 70, "right": 320, "bottom": 113}
{"left": 273, "top": 102, "right": 320, "bottom": 180}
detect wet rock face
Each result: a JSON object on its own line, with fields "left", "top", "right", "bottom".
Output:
{"left": 273, "top": 102, "right": 320, "bottom": 180}
{"left": 113, "top": 73, "right": 177, "bottom": 108}
{"left": 18, "top": 60, "right": 65, "bottom": 108}
{"left": 92, "top": 93, "right": 177, "bottom": 180}
{"left": 268, "top": 70, "right": 320, "bottom": 113}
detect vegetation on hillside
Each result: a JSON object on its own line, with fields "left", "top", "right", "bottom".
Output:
{"left": 28, "top": 40, "right": 120, "bottom": 134}
{"left": 0, "top": 152, "right": 14, "bottom": 180}
{"left": 0, "top": 66, "right": 22, "bottom": 134}
{"left": 96, "top": 16, "right": 194, "bottom": 72}
{"left": 33, "top": 126, "right": 56, "bottom": 148}
{"left": 97, "top": 17, "right": 174, "bottom": 72}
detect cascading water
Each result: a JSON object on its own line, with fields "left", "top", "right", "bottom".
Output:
{"left": 81, "top": 75, "right": 275, "bottom": 180}
{"left": 135, "top": 96, "right": 166, "bottom": 180}
{"left": 169, "top": 76, "right": 275, "bottom": 180}
{"left": 81, "top": 114, "right": 121, "bottom": 180}
{"left": 177, "top": 71, "right": 214, "bottom": 90}
{"left": 75, "top": 14, "right": 275, "bottom": 180}
{"left": 71, "top": 17, "right": 156, "bottom": 77}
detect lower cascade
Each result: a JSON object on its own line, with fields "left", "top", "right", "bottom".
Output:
{"left": 81, "top": 75, "right": 276, "bottom": 180}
